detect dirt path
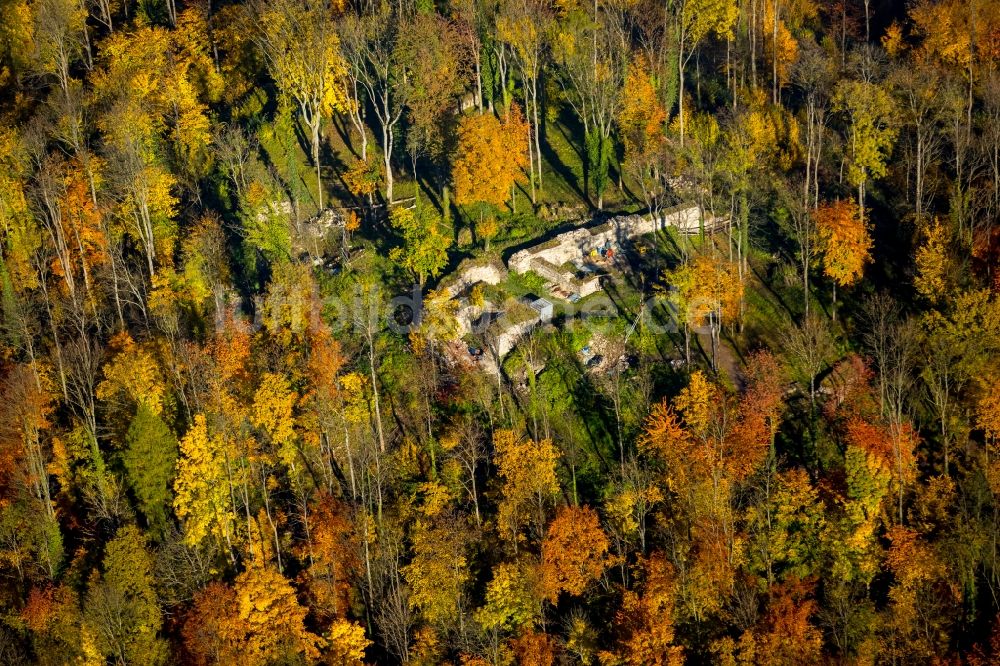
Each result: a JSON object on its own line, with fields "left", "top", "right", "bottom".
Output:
{"left": 695, "top": 331, "right": 743, "bottom": 390}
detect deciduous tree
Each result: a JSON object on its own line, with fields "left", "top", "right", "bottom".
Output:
{"left": 252, "top": 0, "right": 349, "bottom": 210}
{"left": 814, "top": 198, "right": 871, "bottom": 312}
{"left": 540, "top": 505, "right": 613, "bottom": 600}
{"left": 388, "top": 203, "right": 452, "bottom": 286}
{"left": 833, "top": 79, "right": 896, "bottom": 212}
{"left": 84, "top": 525, "right": 168, "bottom": 665}
{"left": 452, "top": 105, "right": 530, "bottom": 211}
{"left": 493, "top": 429, "right": 560, "bottom": 547}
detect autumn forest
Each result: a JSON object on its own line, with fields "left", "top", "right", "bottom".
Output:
{"left": 1, "top": 0, "right": 1000, "bottom": 663}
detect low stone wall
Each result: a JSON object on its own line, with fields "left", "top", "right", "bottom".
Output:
{"left": 508, "top": 205, "right": 702, "bottom": 275}
{"left": 577, "top": 275, "right": 602, "bottom": 297}
{"left": 491, "top": 318, "right": 539, "bottom": 358}
{"left": 441, "top": 257, "right": 507, "bottom": 297}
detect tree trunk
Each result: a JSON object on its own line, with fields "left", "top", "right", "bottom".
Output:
{"left": 312, "top": 118, "right": 324, "bottom": 210}
{"left": 772, "top": 0, "right": 779, "bottom": 105}
{"left": 832, "top": 280, "right": 837, "bottom": 323}
{"left": 678, "top": 43, "right": 686, "bottom": 147}
{"left": 368, "top": 338, "right": 387, "bottom": 453}
{"left": 383, "top": 124, "right": 394, "bottom": 204}
{"left": 532, "top": 81, "right": 543, "bottom": 192}
{"left": 475, "top": 55, "right": 483, "bottom": 113}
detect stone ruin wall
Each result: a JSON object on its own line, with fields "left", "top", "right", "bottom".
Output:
{"left": 507, "top": 205, "right": 702, "bottom": 275}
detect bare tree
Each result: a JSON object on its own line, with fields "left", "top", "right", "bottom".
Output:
{"left": 793, "top": 41, "right": 834, "bottom": 212}
{"left": 31, "top": 0, "right": 88, "bottom": 100}
{"left": 860, "top": 292, "right": 900, "bottom": 417}
{"left": 783, "top": 313, "right": 835, "bottom": 410}
{"left": 553, "top": 6, "right": 625, "bottom": 209}
{"left": 777, "top": 179, "right": 815, "bottom": 317}
{"left": 497, "top": 0, "right": 551, "bottom": 202}
{"left": 451, "top": 414, "right": 486, "bottom": 526}
{"left": 252, "top": 0, "right": 346, "bottom": 211}
{"left": 890, "top": 63, "right": 947, "bottom": 223}
{"left": 213, "top": 123, "right": 258, "bottom": 203}
{"left": 352, "top": 278, "right": 389, "bottom": 453}
{"left": 341, "top": 4, "right": 408, "bottom": 204}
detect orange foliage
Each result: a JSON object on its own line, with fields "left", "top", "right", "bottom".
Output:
{"left": 815, "top": 199, "right": 872, "bottom": 288}
{"left": 763, "top": 2, "right": 799, "bottom": 90}
{"left": 510, "top": 630, "right": 558, "bottom": 666}
{"left": 183, "top": 581, "right": 240, "bottom": 665}
{"left": 183, "top": 565, "right": 322, "bottom": 666}
{"left": 845, "top": 417, "right": 895, "bottom": 467}
{"left": 211, "top": 307, "right": 254, "bottom": 385}
{"left": 822, "top": 354, "right": 879, "bottom": 422}
{"left": 22, "top": 586, "right": 56, "bottom": 632}
{"left": 540, "top": 505, "right": 613, "bottom": 601}
{"left": 845, "top": 417, "right": 918, "bottom": 482}
{"left": 640, "top": 401, "right": 690, "bottom": 459}
{"left": 0, "top": 364, "right": 54, "bottom": 506}
{"left": 452, "top": 104, "right": 530, "bottom": 208}
{"left": 752, "top": 578, "right": 823, "bottom": 665}
{"left": 727, "top": 351, "right": 785, "bottom": 479}
{"left": 644, "top": 366, "right": 772, "bottom": 487}
{"left": 618, "top": 55, "right": 667, "bottom": 163}
{"left": 887, "top": 527, "right": 943, "bottom": 585}
{"left": 298, "top": 492, "right": 359, "bottom": 622}
{"left": 308, "top": 321, "right": 345, "bottom": 399}
{"left": 614, "top": 553, "right": 683, "bottom": 665}
{"left": 51, "top": 159, "right": 107, "bottom": 291}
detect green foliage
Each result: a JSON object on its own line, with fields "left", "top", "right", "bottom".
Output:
{"left": 585, "top": 129, "right": 612, "bottom": 204}
{"left": 85, "top": 526, "right": 168, "bottom": 665}
{"left": 122, "top": 405, "right": 179, "bottom": 539}
{"left": 389, "top": 203, "right": 452, "bottom": 285}
{"left": 505, "top": 269, "right": 547, "bottom": 298}
{"left": 240, "top": 188, "right": 293, "bottom": 266}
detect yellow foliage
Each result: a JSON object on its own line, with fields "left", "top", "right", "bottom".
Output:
{"left": 325, "top": 618, "right": 370, "bottom": 665}
{"left": 493, "top": 430, "right": 561, "bottom": 544}
{"left": 977, "top": 376, "right": 1000, "bottom": 446}
{"left": 251, "top": 372, "right": 298, "bottom": 468}
{"left": 173, "top": 415, "right": 237, "bottom": 550}
{"left": 477, "top": 216, "right": 499, "bottom": 243}
{"left": 340, "top": 372, "right": 371, "bottom": 425}
{"left": 259, "top": 1, "right": 349, "bottom": 119}
{"left": 96, "top": 333, "right": 167, "bottom": 415}
{"left": 0, "top": 0, "right": 32, "bottom": 88}
{"left": 669, "top": 255, "right": 743, "bottom": 329}
{"left": 0, "top": 126, "right": 37, "bottom": 290}
{"left": 345, "top": 211, "right": 361, "bottom": 233}
{"left": 915, "top": 218, "right": 951, "bottom": 302}
{"left": 343, "top": 159, "right": 382, "bottom": 198}
{"left": 605, "top": 483, "right": 663, "bottom": 540}
{"left": 833, "top": 80, "right": 896, "bottom": 192}
{"left": 475, "top": 559, "right": 543, "bottom": 632}
{"left": 416, "top": 480, "right": 452, "bottom": 518}
{"left": 882, "top": 21, "right": 905, "bottom": 57}
{"left": 674, "top": 371, "right": 715, "bottom": 437}
{"left": 403, "top": 519, "right": 470, "bottom": 628}
{"left": 763, "top": 3, "right": 799, "bottom": 89}
{"left": 231, "top": 563, "right": 324, "bottom": 664}
{"left": 909, "top": 0, "right": 975, "bottom": 70}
